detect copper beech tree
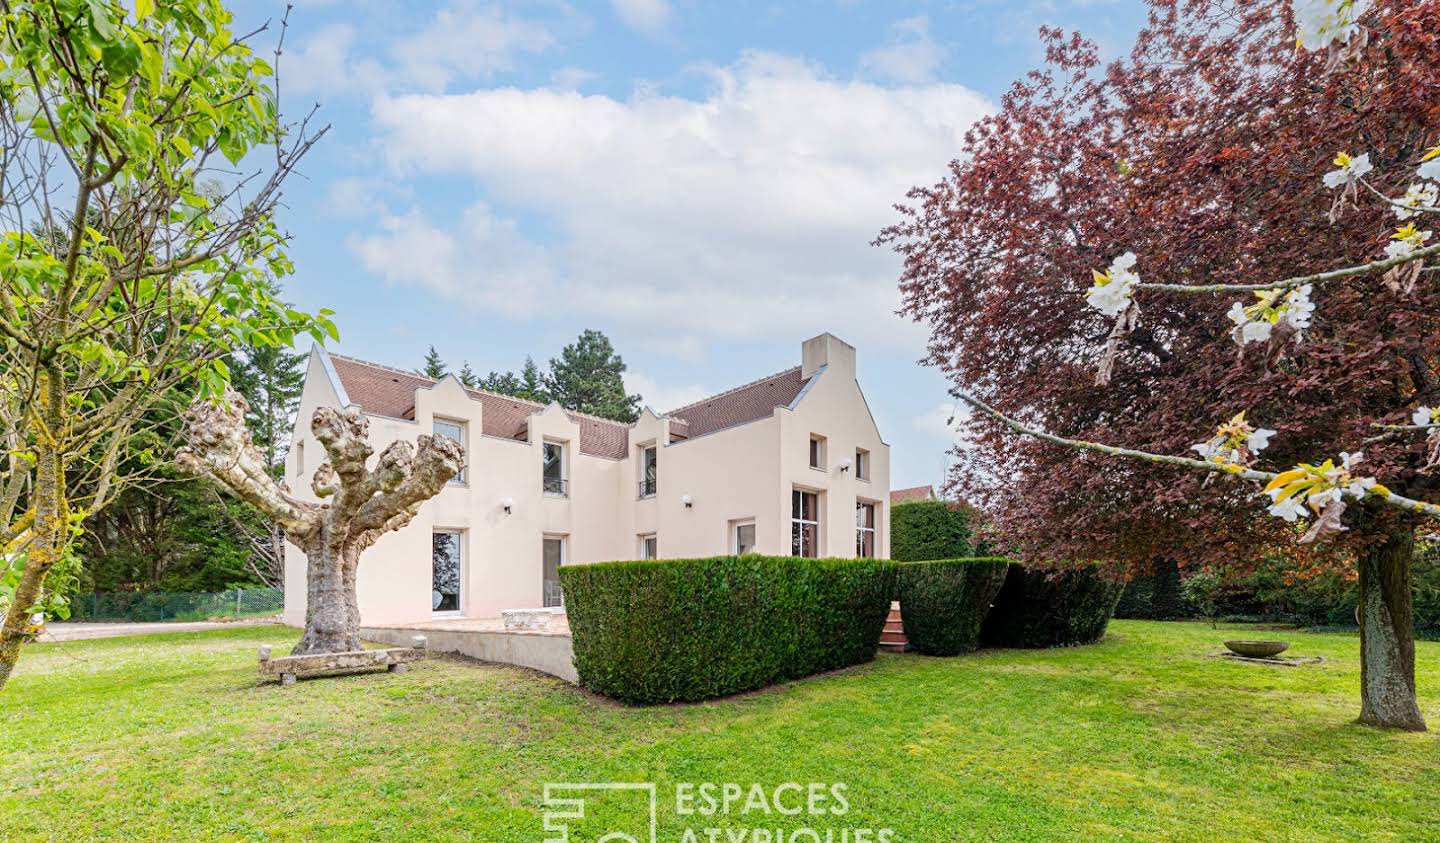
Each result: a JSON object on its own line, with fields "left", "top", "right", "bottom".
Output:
{"left": 883, "top": 0, "right": 1440, "bottom": 730}
{"left": 178, "top": 390, "right": 462, "bottom": 654}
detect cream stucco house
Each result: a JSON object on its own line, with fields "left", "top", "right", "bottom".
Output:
{"left": 280, "top": 333, "right": 890, "bottom": 627}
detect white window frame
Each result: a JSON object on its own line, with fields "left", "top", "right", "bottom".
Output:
{"left": 433, "top": 418, "right": 467, "bottom": 485}
{"left": 855, "top": 500, "right": 877, "bottom": 558}
{"left": 639, "top": 533, "right": 658, "bottom": 560}
{"left": 638, "top": 443, "right": 658, "bottom": 499}
{"left": 792, "top": 489, "right": 821, "bottom": 558}
{"left": 542, "top": 439, "right": 568, "bottom": 498}
{"left": 431, "top": 529, "right": 464, "bottom": 617}
{"left": 294, "top": 440, "right": 305, "bottom": 478}
{"left": 731, "top": 519, "right": 757, "bottom": 556}
{"left": 542, "top": 534, "right": 567, "bottom": 607}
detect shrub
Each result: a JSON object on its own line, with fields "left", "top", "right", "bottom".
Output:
{"left": 896, "top": 558, "right": 1009, "bottom": 655}
{"left": 560, "top": 555, "right": 896, "bottom": 704}
{"left": 890, "top": 500, "right": 973, "bottom": 562}
{"left": 979, "top": 563, "right": 1124, "bottom": 648}
{"left": 1115, "top": 559, "right": 1191, "bottom": 620}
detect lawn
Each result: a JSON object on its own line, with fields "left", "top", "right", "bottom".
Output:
{"left": 2, "top": 621, "right": 1437, "bottom": 842}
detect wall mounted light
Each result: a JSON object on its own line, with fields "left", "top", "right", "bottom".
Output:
{"left": 501, "top": 497, "right": 515, "bottom": 515}
{"left": 838, "top": 458, "right": 854, "bottom": 474}
{"left": 681, "top": 494, "right": 693, "bottom": 509}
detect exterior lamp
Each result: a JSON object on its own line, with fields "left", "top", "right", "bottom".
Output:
{"left": 839, "top": 458, "right": 853, "bottom": 474}
{"left": 681, "top": 494, "right": 693, "bottom": 509}
{"left": 501, "top": 497, "right": 514, "bottom": 515}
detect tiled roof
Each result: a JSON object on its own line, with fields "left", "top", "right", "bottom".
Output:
{"left": 327, "top": 354, "right": 631, "bottom": 459}
{"left": 665, "top": 366, "right": 811, "bottom": 440}
{"left": 325, "top": 353, "right": 813, "bottom": 458}
{"left": 890, "top": 485, "right": 936, "bottom": 504}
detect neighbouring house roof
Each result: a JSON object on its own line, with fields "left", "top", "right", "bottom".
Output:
{"left": 890, "top": 485, "right": 936, "bottom": 504}
{"left": 664, "top": 367, "right": 812, "bottom": 440}
{"left": 325, "top": 352, "right": 812, "bottom": 460}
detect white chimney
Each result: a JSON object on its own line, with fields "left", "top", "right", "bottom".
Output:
{"left": 801, "top": 333, "right": 856, "bottom": 379}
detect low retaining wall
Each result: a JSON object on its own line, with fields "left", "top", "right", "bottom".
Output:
{"left": 360, "top": 625, "right": 578, "bottom": 684}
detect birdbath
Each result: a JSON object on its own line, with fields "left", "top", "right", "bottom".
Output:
{"left": 1224, "top": 640, "right": 1290, "bottom": 659}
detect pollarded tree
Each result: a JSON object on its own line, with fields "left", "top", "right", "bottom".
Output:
{"left": 882, "top": 0, "right": 1440, "bottom": 730}
{"left": 179, "top": 390, "right": 463, "bottom": 654}
{"left": 0, "top": 0, "right": 334, "bottom": 689}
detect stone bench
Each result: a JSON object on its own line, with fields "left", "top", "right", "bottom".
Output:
{"left": 258, "top": 635, "right": 428, "bottom": 685}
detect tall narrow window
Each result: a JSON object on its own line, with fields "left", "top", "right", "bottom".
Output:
{"left": 543, "top": 536, "right": 566, "bottom": 607}
{"left": 639, "top": 445, "right": 658, "bottom": 498}
{"left": 856, "top": 502, "right": 876, "bottom": 558}
{"left": 543, "top": 441, "right": 567, "bottom": 496}
{"left": 855, "top": 448, "right": 870, "bottom": 481}
{"left": 733, "top": 520, "right": 757, "bottom": 556}
{"left": 433, "top": 419, "right": 466, "bottom": 484}
{"left": 640, "top": 534, "right": 658, "bottom": 560}
{"left": 809, "top": 435, "right": 826, "bottom": 470}
{"left": 432, "top": 531, "right": 462, "bottom": 613}
{"left": 792, "top": 490, "right": 819, "bottom": 558}
{"left": 295, "top": 441, "right": 305, "bottom": 477}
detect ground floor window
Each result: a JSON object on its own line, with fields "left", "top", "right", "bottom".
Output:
{"left": 732, "top": 519, "right": 757, "bottom": 556}
{"left": 792, "top": 490, "right": 819, "bottom": 558}
{"left": 543, "top": 536, "right": 566, "bottom": 607}
{"left": 432, "top": 530, "right": 462, "bottom": 613}
{"left": 640, "top": 533, "right": 658, "bottom": 560}
{"left": 856, "top": 501, "right": 876, "bottom": 558}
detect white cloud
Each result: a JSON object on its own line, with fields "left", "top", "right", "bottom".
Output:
{"left": 913, "top": 402, "right": 968, "bottom": 439}
{"left": 611, "top": 0, "right": 671, "bottom": 35}
{"left": 860, "top": 16, "right": 944, "bottom": 83}
{"left": 286, "top": 3, "right": 553, "bottom": 97}
{"left": 353, "top": 51, "right": 992, "bottom": 354}
{"left": 624, "top": 372, "right": 712, "bottom": 414}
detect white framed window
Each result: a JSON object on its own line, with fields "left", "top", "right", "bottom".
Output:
{"left": 792, "top": 490, "right": 820, "bottom": 558}
{"left": 855, "top": 448, "right": 870, "bottom": 481}
{"left": 433, "top": 418, "right": 466, "bottom": 484}
{"left": 856, "top": 501, "right": 877, "bottom": 558}
{"left": 809, "top": 435, "right": 826, "bottom": 470}
{"left": 543, "top": 535, "right": 566, "bottom": 607}
{"left": 639, "top": 533, "right": 658, "bottom": 560}
{"left": 543, "top": 440, "right": 567, "bottom": 497}
{"left": 731, "top": 519, "right": 757, "bottom": 556}
{"left": 295, "top": 440, "right": 304, "bottom": 477}
{"left": 432, "top": 530, "right": 463, "bottom": 614}
{"left": 638, "top": 444, "right": 658, "bottom": 498}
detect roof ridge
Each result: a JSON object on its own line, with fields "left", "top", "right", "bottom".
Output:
{"left": 328, "top": 351, "right": 632, "bottom": 430}
{"left": 664, "top": 365, "right": 804, "bottom": 416}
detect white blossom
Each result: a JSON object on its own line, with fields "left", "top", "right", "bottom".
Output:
{"left": 1248, "top": 428, "right": 1277, "bottom": 453}
{"left": 1322, "top": 151, "right": 1372, "bottom": 189}
{"left": 1339, "top": 450, "right": 1363, "bottom": 470}
{"left": 1284, "top": 285, "right": 1316, "bottom": 336}
{"left": 1345, "top": 476, "right": 1377, "bottom": 499}
{"left": 1085, "top": 252, "right": 1141, "bottom": 317}
{"left": 1385, "top": 225, "right": 1433, "bottom": 259}
{"left": 1394, "top": 183, "right": 1439, "bottom": 220}
{"left": 1267, "top": 495, "right": 1308, "bottom": 522}
{"left": 1292, "top": 0, "right": 1370, "bottom": 50}
{"left": 1227, "top": 285, "right": 1314, "bottom": 345}
{"left": 1414, "top": 406, "right": 1435, "bottom": 427}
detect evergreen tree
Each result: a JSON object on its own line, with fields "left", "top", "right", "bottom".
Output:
{"left": 518, "top": 357, "right": 551, "bottom": 404}
{"left": 458, "top": 362, "right": 478, "bottom": 388}
{"left": 228, "top": 345, "right": 307, "bottom": 477}
{"left": 422, "top": 345, "right": 448, "bottom": 380}
{"left": 480, "top": 370, "right": 524, "bottom": 395}
{"left": 546, "top": 330, "right": 641, "bottom": 422}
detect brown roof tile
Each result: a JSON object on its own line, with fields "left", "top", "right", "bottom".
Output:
{"left": 890, "top": 485, "right": 936, "bottom": 504}
{"left": 665, "top": 366, "right": 811, "bottom": 440}
{"left": 327, "top": 354, "right": 632, "bottom": 459}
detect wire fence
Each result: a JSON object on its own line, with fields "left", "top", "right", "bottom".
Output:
{"left": 67, "top": 588, "right": 283, "bottom": 623}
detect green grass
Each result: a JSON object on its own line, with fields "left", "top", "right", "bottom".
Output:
{"left": 2, "top": 621, "right": 1437, "bottom": 841}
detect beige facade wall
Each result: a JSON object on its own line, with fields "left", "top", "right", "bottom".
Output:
{"left": 282, "top": 333, "right": 889, "bottom": 627}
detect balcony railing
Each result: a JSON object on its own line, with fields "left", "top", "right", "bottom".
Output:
{"left": 543, "top": 476, "right": 568, "bottom": 496}
{"left": 638, "top": 477, "right": 657, "bottom": 498}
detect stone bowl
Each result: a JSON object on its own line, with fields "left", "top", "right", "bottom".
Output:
{"left": 1224, "top": 640, "right": 1290, "bottom": 659}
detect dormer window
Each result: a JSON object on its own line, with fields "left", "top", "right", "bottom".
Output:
{"left": 639, "top": 444, "right": 658, "bottom": 498}
{"left": 809, "top": 435, "right": 826, "bottom": 470}
{"left": 543, "top": 440, "right": 568, "bottom": 496}
{"left": 433, "top": 418, "right": 466, "bottom": 484}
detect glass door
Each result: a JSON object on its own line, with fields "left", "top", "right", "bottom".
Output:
{"left": 543, "top": 536, "right": 565, "bottom": 607}
{"left": 432, "top": 531, "right": 462, "bottom": 614}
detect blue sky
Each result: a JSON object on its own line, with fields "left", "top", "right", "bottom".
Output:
{"left": 235, "top": 0, "right": 1147, "bottom": 489}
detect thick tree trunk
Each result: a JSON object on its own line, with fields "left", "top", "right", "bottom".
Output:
{"left": 293, "top": 536, "right": 362, "bottom": 655}
{"left": 1357, "top": 529, "right": 1426, "bottom": 732}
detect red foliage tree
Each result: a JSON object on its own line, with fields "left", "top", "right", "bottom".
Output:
{"left": 881, "top": 0, "right": 1440, "bottom": 730}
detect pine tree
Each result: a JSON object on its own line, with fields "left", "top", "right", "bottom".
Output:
{"left": 228, "top": 344, "right": 307, "bottom": 476}
{"left": 518, "top": 356, "right": 551, "bottom": 404}
{"left": 480, "top": 370, "right": 524, "bottom": 396}
{"left": 546, "top": 330, "right": 641, "bottom": 422}
{"left": 422, "top": 345, "right": 447, "bottom": 380}
{"left": 458, "top": 362, "right": 478, "bottom": 388}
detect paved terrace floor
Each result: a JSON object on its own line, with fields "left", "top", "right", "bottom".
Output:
{"left": 360, "top": 613, "right": 577, "bottom": 683}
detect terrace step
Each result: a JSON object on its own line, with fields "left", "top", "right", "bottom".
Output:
{"left": 879, "top": 601, "right": 908, "bottom": 653}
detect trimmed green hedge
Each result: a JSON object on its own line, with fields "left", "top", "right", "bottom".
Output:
{"left": 979, "top": 563, "right": 1124, "bottom": 648}
{"left": 896, "top": 558, "right": 1009, "bottom": 655}
{"left": 890, "top": 499, "right": 973, "bottom": 562}
{"left": 1115, "top": 559, "right": 1191, "bottom": 620}
{"left": 560, "top": 555, "right": 896, "bottom": 704}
